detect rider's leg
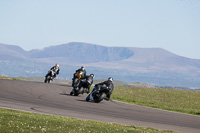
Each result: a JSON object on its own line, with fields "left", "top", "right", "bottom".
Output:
{"left": 86, "top": 87, "right": 90, "bottom": 94}
{"left": 86, "top": 84, "right": 91, "bottom": 94}
{"left": 105, "top": 93, "right": 111, "bottom": 101}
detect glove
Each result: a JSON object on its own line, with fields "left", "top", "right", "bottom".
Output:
{"left": 108, "top": 88, "right": 112, "bottom": 93}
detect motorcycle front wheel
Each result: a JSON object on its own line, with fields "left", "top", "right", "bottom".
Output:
{"left": 44, "top": 78, "right": 47, "bottom": 83}
{"left": 47, "top": 76, "right": 51, "bottom": 83}
{"left": 73, "top": 87, "right": 79, "bottom": 96}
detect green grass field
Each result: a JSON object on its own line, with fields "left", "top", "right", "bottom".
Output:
{"left": 112, "top": 86, "right": 200, "bottom": 115}
{"left": 0, "top": 108, "right": 174, "bottom": 133}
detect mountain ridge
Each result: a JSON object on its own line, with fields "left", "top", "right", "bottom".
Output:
{"left": 0, "top": 42, "right": 200, "bottom": 88}
{"left": 28, "top": 42, "right": 135, "bottom": 63}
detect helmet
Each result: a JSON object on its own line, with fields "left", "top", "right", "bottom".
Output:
{"left": 108, "top": 77, "right": 113, "bottom": 82}
{"left": 81, "top": 66, "right": 85, "bottom": 70}
{"left": 90, "top": 74, "right": 95, "bottom": 78}
{"left": 55, "top": 63, "right": 59, "bottom": 67}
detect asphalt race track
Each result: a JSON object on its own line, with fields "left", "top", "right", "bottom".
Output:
{"left": 0, "top": 79, "right": 200, "bottom": 133}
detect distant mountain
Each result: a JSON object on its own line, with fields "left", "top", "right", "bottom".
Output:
{"left": 29, "top": 42, "right": 134, "bottom": 63}
{"left": 0, "top": 42, "right": 200, "bottom": 88}
{"left": 0, "top": 43, "right": 28, "bottom": 61}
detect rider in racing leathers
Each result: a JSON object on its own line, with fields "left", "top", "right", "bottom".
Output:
{"left": 94, "top": 77, "right": 114, "bottom": 101}
{"left": 72, "top": 66, "right": 86, "bottom": 86}
{"left": 78, "top": 74, "right": 95, "bottom": 94}
{"left": 46, "top": 63, "right": 60, "bottom": 79}
{"left": 76, "top": 66, "right": 86, "bottom": 78}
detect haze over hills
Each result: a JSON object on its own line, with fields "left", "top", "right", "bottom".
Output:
{"left": 0, "top": 42, "right": 200, "bottom": 88}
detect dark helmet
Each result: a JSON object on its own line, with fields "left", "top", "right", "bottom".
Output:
{"left": 108, "top": 77, "right": 113, "bottom": 82}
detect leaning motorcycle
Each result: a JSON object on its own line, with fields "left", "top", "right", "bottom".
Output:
{"left": 86, "top": 86, "right": 110, "bottom": 103}
{"left": 44, "top": 70, "right": 55, "bottom": 83}
{"left": 70, "top": 71, "right": 84, "bottom": 96}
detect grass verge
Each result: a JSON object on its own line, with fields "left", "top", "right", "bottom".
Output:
{"left": 112, "top": 86, "right": 200, "bottom": 115}
{"left": 0, "top": 108, "right": 174, "bottom": 133}
{"left": 0, "top": 76, "right": 23, "bottom": 80}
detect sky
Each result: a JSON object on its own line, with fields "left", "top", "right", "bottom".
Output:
{"left": 0, "top": 0, "right": 200, "bottom": 59}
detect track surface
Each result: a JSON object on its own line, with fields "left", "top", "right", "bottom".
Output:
{"left": 0, "top": 79, "right": 200, "bottom": 133}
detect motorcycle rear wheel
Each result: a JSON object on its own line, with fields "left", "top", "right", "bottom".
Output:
{"left": 94, "top": 93, "right": 105, "bottom": 103}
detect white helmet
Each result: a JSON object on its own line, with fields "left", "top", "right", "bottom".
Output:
{"left": 108, "top": 77, "right": 113, "bottom": 82}
{"left": 90, "top": 74, "right": 95, "bottom": 78}
{"left": 81, "top": 66, "right": 85, "bottom": 70}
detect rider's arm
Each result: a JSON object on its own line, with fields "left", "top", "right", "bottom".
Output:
{"left": 57, "top": 68, "right": 60, "bottom": 74}
{"left": 50, "top": 66, "right": 54, "bottom": 70}
{"left": 108, "top": 83, "right": 114, "bottom": 93}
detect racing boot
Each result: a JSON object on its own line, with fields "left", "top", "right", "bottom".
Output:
{"left": 104, "top": 94, "right": 110, "bottom": 101}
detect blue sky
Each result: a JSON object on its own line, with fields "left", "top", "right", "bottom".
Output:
{"left": 0, "top": 0, "right": 200, "bottom": 59}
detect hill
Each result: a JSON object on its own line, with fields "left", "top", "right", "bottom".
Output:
{"left": 0, "top": 42, "right": 200, "bottom": 88}
{"left": 0, "top": 43, "right": 28, "bottom": 61}
{"left": 29, "top": 42, "right": 134, "bottom": 64}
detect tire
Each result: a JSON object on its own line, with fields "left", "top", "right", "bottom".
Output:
{"left": 70, "top": 91, "right": 74, "bottom": 95}
{"left": 46, "top": 75, "right": 51, "bottom": 83}
{"left": 73, "top": 79, "right": 81, "bottom": 96}
{"left": 94, "top": 93, "right": 105, "bottom": 103}
{"left": 74, "top": 92, "right": 79, "bottom": 96}
{"left": 74, "top": 78, "right": 79, "bottom": 86}
{"left": 74, "top": 88, "right": 79, "bottom": 96}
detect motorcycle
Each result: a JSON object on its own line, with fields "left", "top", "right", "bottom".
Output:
{"left": 44, "top": 70, "right": 55, "bottom": 83}
{"left": 86, "top": 86, "right": 110, "bottom": 103}
{"left": 70, "top": 71, "right": 84, "bottom": 96}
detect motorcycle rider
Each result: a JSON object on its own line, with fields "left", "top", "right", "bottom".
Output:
{"left": 76, "top": 66, "right": 86, "bottom": 78}
{"left": 72, "top": 66, "right": 86, "bottom": 86}
{"left": 46, "top": 63, "right": 60, "bottom": 79}
{"left": 94, "top": 77, "right": 114, "bottom": 101}
{"left": 78, "top": 74, "right": 95, "bottom": 94}
{"left": 70, "top": 73, "right": 94, "bottom": 95}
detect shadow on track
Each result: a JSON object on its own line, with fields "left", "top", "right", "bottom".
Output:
{"left": 59, "top": 93, "right": 72, "bottom": 96}
{"left": 58, "top": 84, "right": 72, "bottom": 87}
